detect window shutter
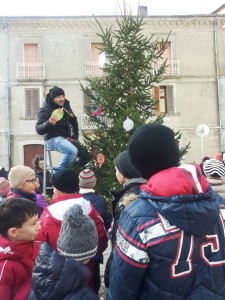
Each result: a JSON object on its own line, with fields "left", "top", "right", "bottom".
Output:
{"left": 153, "top": 86, "right": 160, "bottom": 112}
{"left": 33, "top": 89, "right": 40, "bottom": 117}
{"left": 167, "top": 86, "right": 175, "bottom": 113}
{"left": 25, "top": 88, "right": 40, "bottom": 118}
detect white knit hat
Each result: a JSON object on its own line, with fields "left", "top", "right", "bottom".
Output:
{"left": 8, "top": 165, "right": 35, "bottom": 189}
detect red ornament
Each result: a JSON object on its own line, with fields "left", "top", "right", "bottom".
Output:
{"left": 97, "top": 153, "right": 105, "bottom": 168}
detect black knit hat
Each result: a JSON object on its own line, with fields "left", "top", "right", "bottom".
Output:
{"left": 128, "top": 124, "right": 180, "bottom": 179}
{"left": 114, "top": 150, "right": 140, "bottom": 179}
{"left": 49, "top": 86, "right": 65, "bottom": 101}
{"left": 51, "top": 169, "right": 79, "bottom": 193}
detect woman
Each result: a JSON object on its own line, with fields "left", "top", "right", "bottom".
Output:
{"left": 7, "top": 165, "right": 43, "bottom": 215}
{"left": 32, "top": 155, "right": 53, "bottom": 197}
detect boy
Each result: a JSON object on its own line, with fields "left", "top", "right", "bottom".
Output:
{"left": 0, "top": 198, "right": 40, "bottom": 300}
{"left": 29, "top": 204, "right": 103, "bottom": 300}
{"left": 107, "top": 124, "right": 225, "bottom": 299}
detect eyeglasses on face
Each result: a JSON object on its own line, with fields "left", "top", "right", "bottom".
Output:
{"left": 25, "top": 179, "right": 37, "bottom": 185}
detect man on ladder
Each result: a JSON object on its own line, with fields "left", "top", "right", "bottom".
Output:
{"left": 36, "top": 86, "right": 79, "bottom": 176}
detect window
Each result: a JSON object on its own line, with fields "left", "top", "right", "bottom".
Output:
{"left": 153, "top": 85, "right": 175, "bottom": 113}
{"left": 91, "top": 42, "right": 104, "bottom": 62}
{"left": 158, "top": 41, "right": 172, "bottom": 62}
{"left": 25, "top": 88, "right": 40, "bottom": 119}
{"left": 24, "top": 43, "right": 38, "bottom": 64}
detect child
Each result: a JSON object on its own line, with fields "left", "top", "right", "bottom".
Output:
{"left": 0, "top": 198, "right": 40, "bottom": 300}
{"left": 29, "top": 204, "right": 103, "bottom": 300}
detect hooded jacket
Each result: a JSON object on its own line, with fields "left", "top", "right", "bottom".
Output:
{"left": 35, "top": 94, "right": 79, "bottom": 141}
{"left": 0, "top": 235, "right": 40, "bottom": 300}
{"left": 107, "top": 164, "right": 225, "bottom": 300}
{"left": 28, "top": 242, "right": 99, "bottom": 300}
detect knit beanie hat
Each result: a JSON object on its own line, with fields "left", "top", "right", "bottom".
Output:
{"left": 8, "top": 165, "right": 35, "bottom": 189}
{"left": 0, "top": 177, "right": 10, "bottom": 197}
{"left": 49, "top": 86, "right": 65, "bottom": 100}
{"left": 51, "top": 169, "right": 79, "bottom": 193}
{"left": 57, "top": 204, "right": 98, "bottom": 261}
{"left": 203, "top": 159, "right": 225, "bottom": 178}
{"left": 79, "top": 169, "right": 96, "bottom": 189}
{"left": 114, "top": 150, "right": 140, "bottom": 179}
{"left": 128, "top": 124, "right": 180, "bottom": 179}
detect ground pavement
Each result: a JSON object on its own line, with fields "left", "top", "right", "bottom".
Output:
{"left": 98, "top": 243, "right": 111, "bottom": 299}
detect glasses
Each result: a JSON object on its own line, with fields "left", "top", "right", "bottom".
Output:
{"left": 25, "top": 179, "right": 37, "bottom": 185}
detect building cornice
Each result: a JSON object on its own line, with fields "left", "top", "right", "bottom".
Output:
{"left": 0, "top": 15, "right": 225, "bottom": 31}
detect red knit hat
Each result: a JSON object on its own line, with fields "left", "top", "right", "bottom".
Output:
{"left": 79, "top": 169, "right": 96, "bottom": 189}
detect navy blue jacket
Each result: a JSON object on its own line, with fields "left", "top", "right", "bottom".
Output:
{"left": 82, "top": 192, "right": 112, "bottom": 231}
{"left": 29, "top": 242, "right": 99, "bottom": 300}
{"left": 107, "top": 166, "right": 225, "bottom": 300}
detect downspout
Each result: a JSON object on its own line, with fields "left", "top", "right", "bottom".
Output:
{"left": 213, "top": 16, "right": 223, "bottom": 151}
{"left": 3, "top": 18, "right": 11, "bottom": 170}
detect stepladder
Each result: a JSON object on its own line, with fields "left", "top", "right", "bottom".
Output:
{"left": 43, "top": 143, "right": 54, "bottom": 196}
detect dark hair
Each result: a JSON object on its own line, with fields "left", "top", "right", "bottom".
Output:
{"left": 0, "top": 198, "right": 38, "bottom": 238}
{"left": 32, "top": 155, "right": 44, "bottom": 170}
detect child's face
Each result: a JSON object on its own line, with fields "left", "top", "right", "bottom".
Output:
{"left": 9, "top": 214, "right": 40, "bottom": 241}
{"left": 115, "top": 166, "right": 126, "bottom": 185}
{"left": 21, "top": 175, "right": 38, "bottom": 194}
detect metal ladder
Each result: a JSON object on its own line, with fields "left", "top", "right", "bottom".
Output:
{"left": 43, "top": 143, "right": 54, "bottom": 196}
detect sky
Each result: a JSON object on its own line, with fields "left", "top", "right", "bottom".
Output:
{"left": 1, "top": 0, "right": 225, "bottom": 16}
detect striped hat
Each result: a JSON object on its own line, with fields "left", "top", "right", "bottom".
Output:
{"left": 203, "top": 159, "right": 225, "bottom": 178}
{"left": 79, "top": 169, "right": 96, "bottom": 189}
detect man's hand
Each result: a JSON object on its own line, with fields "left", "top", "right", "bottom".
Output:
{"left": 49, "top": 116, "right": 58, "bottom": 125}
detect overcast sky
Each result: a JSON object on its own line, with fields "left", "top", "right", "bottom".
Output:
{"left": 1, "top": 0, "right": 225, "bottom": 16}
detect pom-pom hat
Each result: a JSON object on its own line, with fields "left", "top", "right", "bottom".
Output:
{"left": 57, "top": 204, "right": 98, "bottom": 261}
{"left": 128, "top": 124, "right": 180, "bottom": 179}
{"left": 79, "top": 169, "right": 96, "bottom": 189}
{"left": 8, "top": 165, "right": 35, "bottom": 189}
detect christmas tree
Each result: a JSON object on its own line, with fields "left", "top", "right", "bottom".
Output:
{"left": 80, "top": 12, "right": 187, "bottom": 198}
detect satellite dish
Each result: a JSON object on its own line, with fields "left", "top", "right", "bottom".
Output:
{"left": 196, "top": 124, "right": 210, "bottom": 138}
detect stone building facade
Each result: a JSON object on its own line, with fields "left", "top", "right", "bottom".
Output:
{"left": 0, "top": 14, "right": 225, "bottom": 170}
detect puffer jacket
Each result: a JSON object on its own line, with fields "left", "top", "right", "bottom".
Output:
{"left": 107, "top": 164, "right": 225, "bottom": 300}
{"left": 0, "top": 236, "right": 40, "bottom": 300}
{"left": 28, "top": 242, "right": 99, "bottom": 300}
{"left": 36, "top": 94, "right": 78, "bottom": 141}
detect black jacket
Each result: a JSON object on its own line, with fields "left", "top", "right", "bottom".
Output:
{"left": 28, "top": 242, "right": 99, "bottom": 300}
{"left": 36, "top": 94, "right": 79, "bottom": 141}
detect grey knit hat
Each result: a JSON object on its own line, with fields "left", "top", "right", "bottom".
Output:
{"left": 57, "top": 204, "right": 98, "bottom": 262}
{"left": 114, "top": 150, "right": 140, "bottom": 179}
{"left": 203, "top": 159, "right": 225, "bottom": 178}
{"left": 8, "top": 165, "right": 35, "bottom": 189}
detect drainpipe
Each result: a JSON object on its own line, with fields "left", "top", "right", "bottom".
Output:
{"left": 213, "top": 16, "right": 223, "bottom": 152}
{"left": 3, "top": 18, "right": 11, "bottom": 170}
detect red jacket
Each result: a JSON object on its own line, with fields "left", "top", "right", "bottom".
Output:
{"left": 37, "top": 194, "right": 108, "bottom": 254}
{"left": 0, "top": 235, "right": 40, "bottom": 300}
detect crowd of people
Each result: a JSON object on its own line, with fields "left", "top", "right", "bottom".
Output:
{"left": 1, "top": 86, "right": 225, "bottom": 299}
